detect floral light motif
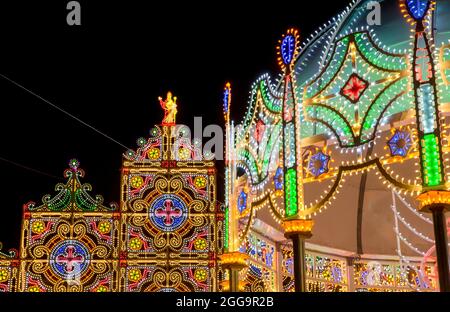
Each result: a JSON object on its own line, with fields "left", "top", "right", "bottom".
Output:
{"left": 178, "top": 147, "right": 191, "bottom": 160}
{"left": 128, "top": 269, "right": 142, "bottom": 282}
{"left": 130, "top": 176, "right": 144, "bottom": 189}
{"left": 31, "top": 221, "right": 45, "bottom": 234}
{"left": 2, "top": 0, "right": 446, "bottom": 293}
{"left": 147, "top": 148, "right": 160, "bottom": 160}
{"left": 194, "top": 238, "right": 207, "bottom": 251}
{"left": 388, "top": 130, "right": 413, "bottom": 157}
{"left": 194, "top": 176, "right": 207, "bottom": 189}
{"left": 129, "top": 238, "right": 142, "bottom": 251}
{"left": 0, "top": 269, "right": 9, "bottom": 283}
{"left": 194, "top": 269, "right": 207, "bottom": 282}
{"left": 98, "top": 221, "right": 111, "bottom": 234}
{"left": 340, "top": 74, "right": 368, "bottom": 104}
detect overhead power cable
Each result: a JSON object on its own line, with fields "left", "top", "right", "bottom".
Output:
{"left": 0, "top": 156, "right": 62, "bottom": 180}
{"left": 0, "top": 73, "right": 130, "bottom": 150}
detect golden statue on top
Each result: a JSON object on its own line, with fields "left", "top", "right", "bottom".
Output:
{"left": 158, "top": 91, "right": 178, "bottom": 125}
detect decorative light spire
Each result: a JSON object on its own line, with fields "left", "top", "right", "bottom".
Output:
{"left": 400, "top": 0, "right": 432, "bottom": 25}
{"left": 69, "top": 158, "right": 80, "bottom": 171}
{"left": 277, "top": 28, "right": 300, "bottom": 72}
{"left": 223, "top": 82, "right": 231, "bottom": 123}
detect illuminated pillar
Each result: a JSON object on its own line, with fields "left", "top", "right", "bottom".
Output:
{"left": 346, "top": 257, "right": 356, "bottom": 292}
{"left": 417, "top": 192, "right": 450, "bottom": 291}
{"left": 431, "top": 207, "right": 450, "bottom": 291}
{"left": 282, "top": 219, "right": 313, "bottom": 292}
{"left": 222, "top": 82, "right": 248, "bottom": 292}
{"left": 278, "top": 29, "right": 312, "bottom": 292}
{"left": 399, "top": 1, "right": 450, "bottom": 291}
{"left": 220, "top": 252, "right": 249, "bottom": 292}
{"left": 276, "top": 244, "right": 284, "bottom": 292}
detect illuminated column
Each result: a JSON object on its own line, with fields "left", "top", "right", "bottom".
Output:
{"left": 276, "top": 243, "right": 284, "bottom": 292}
{"left": 277, "top": 29, "right": 313, "bottom": 292}
{"left": 222, "top": 82, "right": 248, "bottom": 291}
{"left": 282, "top": 220, "right": 313, "bottom": 292}
{"left": 400, "top": 0, "right": 450, "bottom": 291}
{"left": 346, "top": 257, "right": 356, "bottom": 292}
{"left": 417, "top": 191, "right": 450, "bottom": 292}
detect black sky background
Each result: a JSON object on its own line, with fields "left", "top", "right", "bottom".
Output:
{"left": 0, "top": 0, "right": 349, "bottom": 250}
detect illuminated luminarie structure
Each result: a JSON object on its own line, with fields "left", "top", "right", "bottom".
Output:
{"left": 1, "top": 0, "right": 450, "bottom": 293}
{"left": 223, "top": 0, "right": 450, "bottom": 292}
{"left": 0, "top": 93, "right": 223, "bottom": 292}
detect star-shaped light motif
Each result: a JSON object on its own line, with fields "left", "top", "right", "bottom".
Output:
{"left": 274, "top": 167, "right": 284, "bottom": 191}
{"left": 341, "top": 74, "right": 368, "bottom": 104}
{"left": 388, "top": 130, "right": 412, "bottom": 157}
{"left": 308, "top": 152, "right": 330, "bottom": 178}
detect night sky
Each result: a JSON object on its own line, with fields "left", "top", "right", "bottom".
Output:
{"left": 0, "top": 1, "right": 349, "bottom": 250}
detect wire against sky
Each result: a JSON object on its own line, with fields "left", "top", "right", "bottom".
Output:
{"left": 0, "top": 156, "right": 62, "bottom": 180}
{"left": 0, "top": 73, "right": 130, "bottom": 150}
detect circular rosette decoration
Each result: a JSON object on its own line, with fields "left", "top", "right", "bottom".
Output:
{"left": 194, "top": 268, "right": 208, "bottom": 282}
{"left": 130, "top": 175, "right": 145, "bottom": 189}
{"left": 194, "top": 238, "right": 207, "bottom": 251}
{"left": 193, "top": 176, "right": 207, "bottom": 189}
{"left": 0, "top": 268, "right": 9, "bottom": 283}
{"left": 149, "top": 194, "right": 188, "bottom": 232}
{"left": 136, "top": 137, "right": 147, "bottom": 147}
{"left": 178, "top": 147, "right": 191, "bottom": 160}
{"left": 97, "top": 220, "right": 111, "bottom": 234}
{"left": 129, "top": 237, "right": 143, "bottom": 251}
{"left": 147, "top": 148, "right": 161, "bottom": 160}
{"left": 31, "top": 220, "right": 46, "bottom": 234}
{"left": 49, "top": 240, "right": 90, "bottom": 279}
{"left": 150, "top": 127, "right": 161, "bottom": 138}
{"left": 128, "top": 268, "right": 142, "bottom": 283}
